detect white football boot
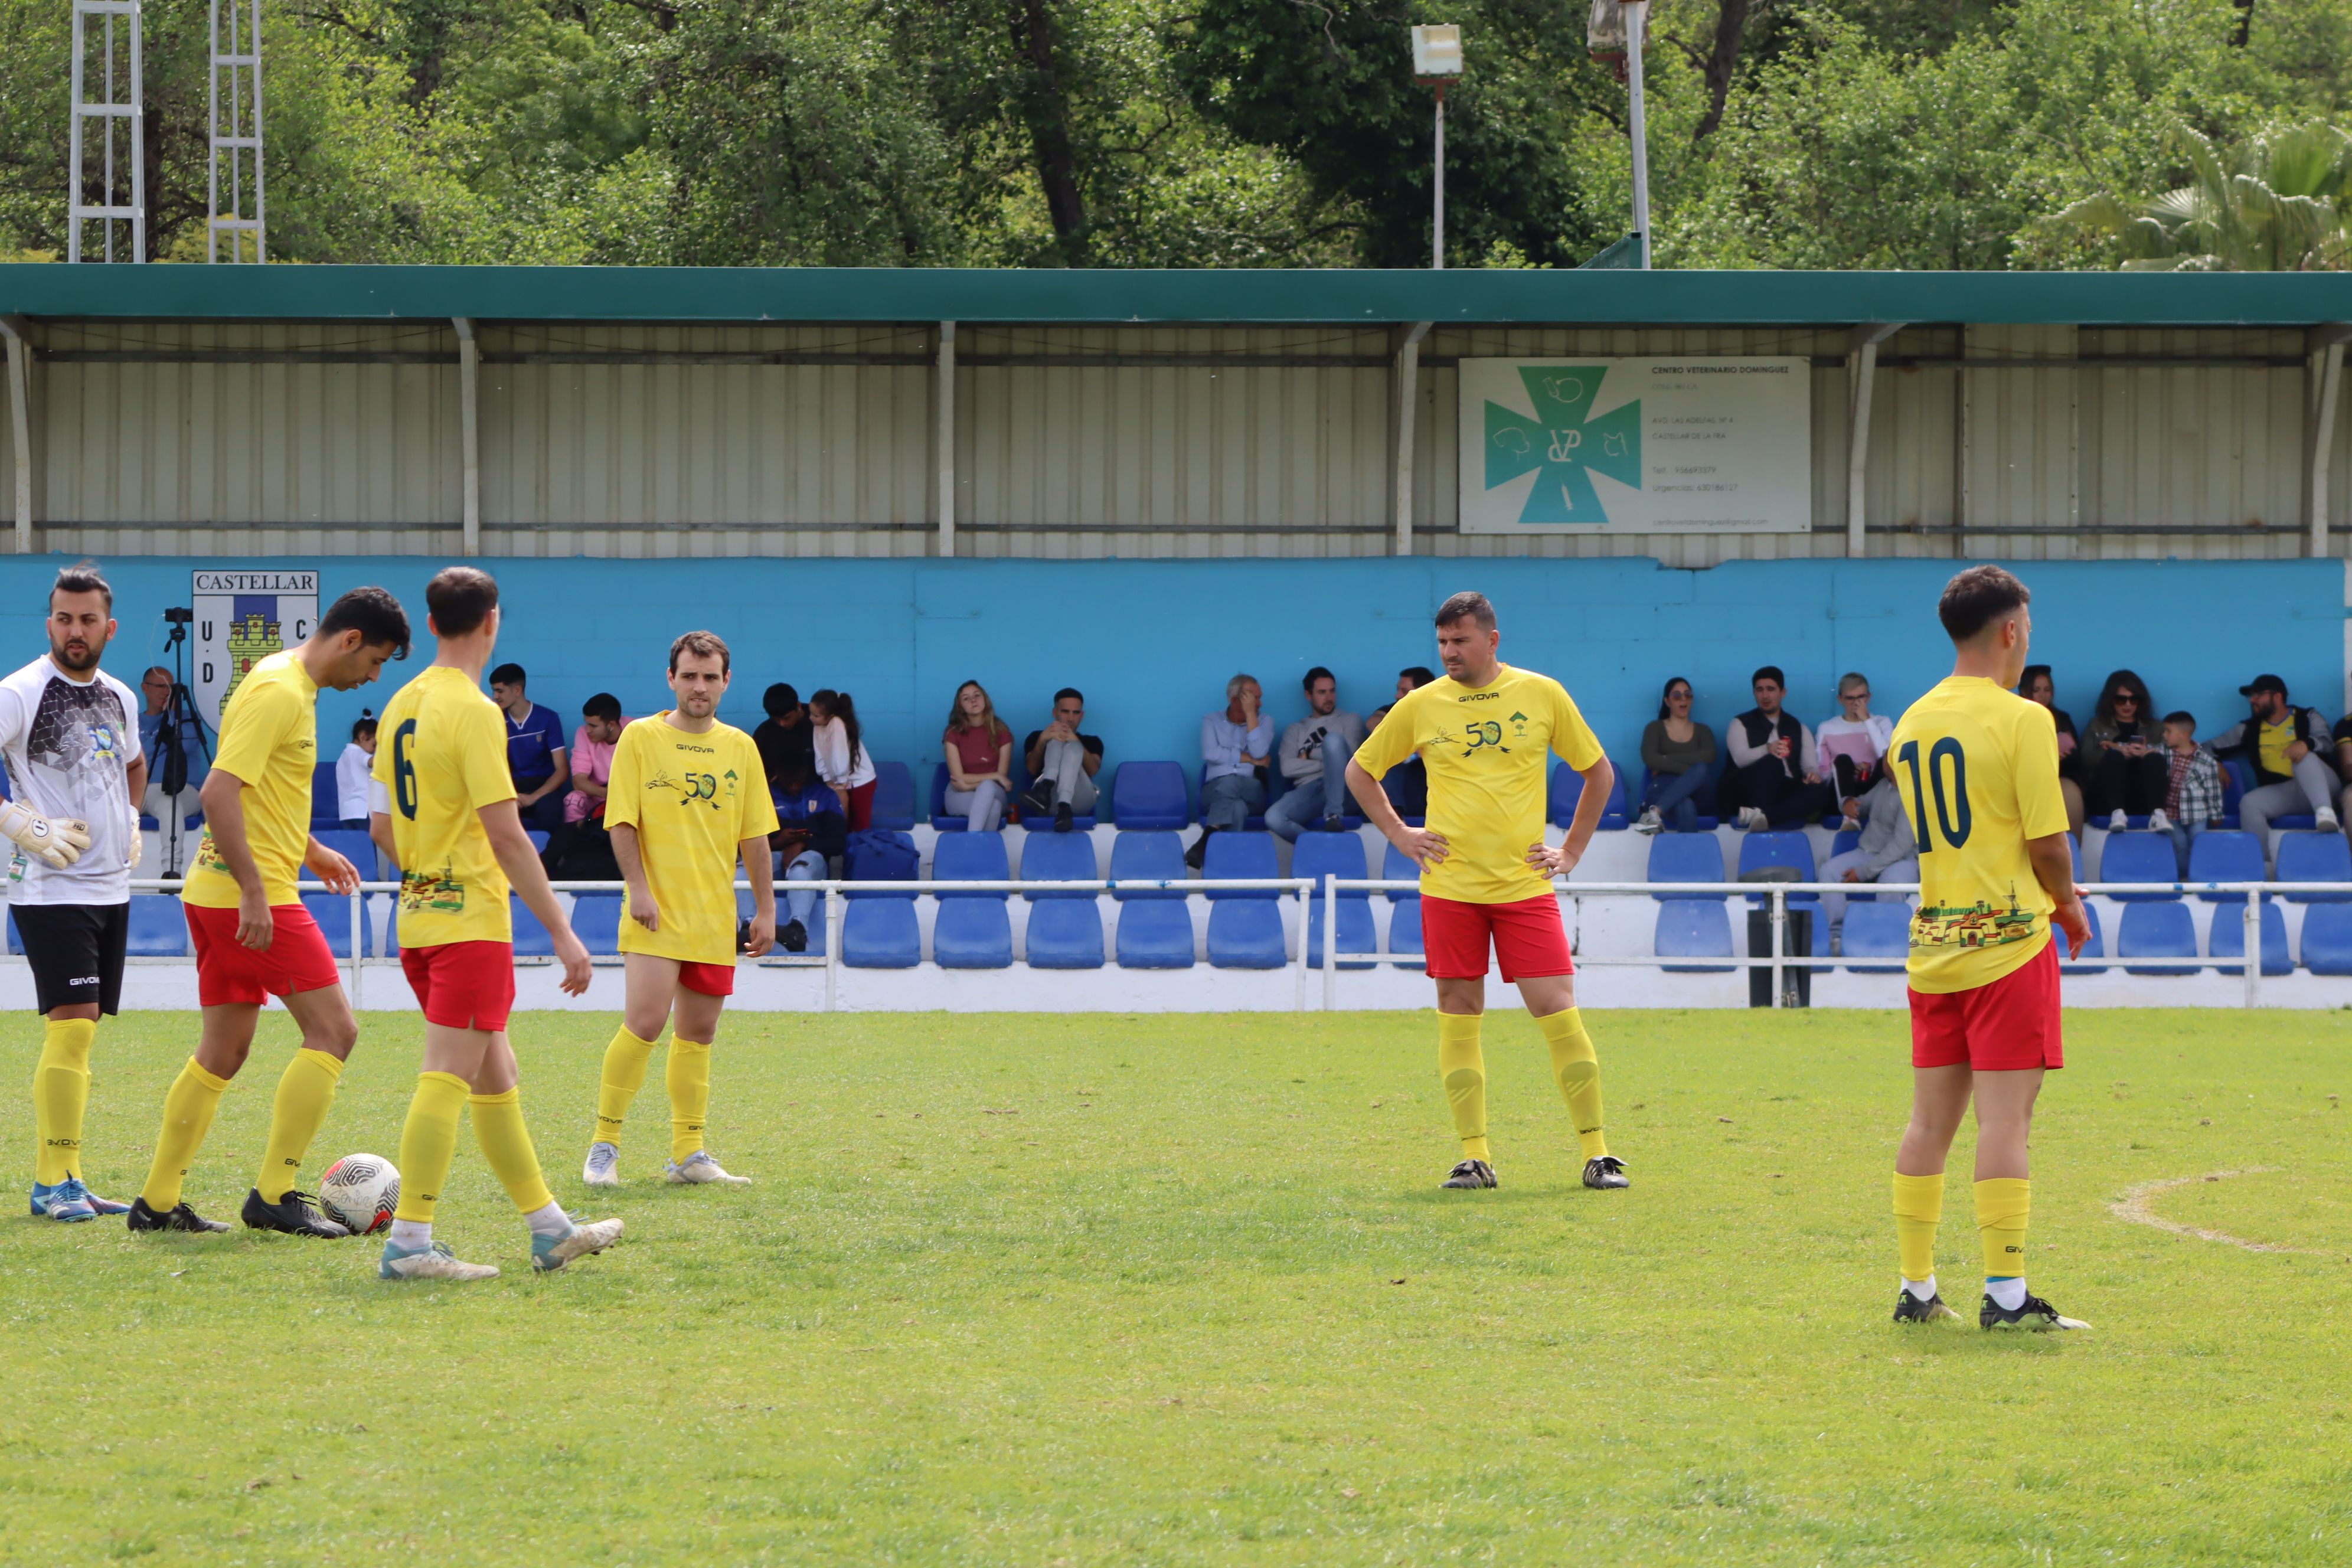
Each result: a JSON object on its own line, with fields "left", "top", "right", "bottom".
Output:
{"left": 582, "top": 1141, "right": 621, "bottom": 1188}
{"left": 378, "top": 1240, "right": 499, "bottom": 1282}
{"left": 533, "top": 1216, "right": 625, "bottom": 1273}
{"left": 663, "top": 1151, "right": 751, "bottom": 1185}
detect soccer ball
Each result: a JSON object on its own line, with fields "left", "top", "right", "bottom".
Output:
{"left": 318, "top": 1153, "right": 400, "bottom": 1235}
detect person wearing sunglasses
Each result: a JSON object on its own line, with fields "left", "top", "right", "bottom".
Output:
{"left": 2213, "top": 674, "right": 2340, "bottom": 852}
{"left": 2080, "top": 671, "right": 2168, "bottom": 831}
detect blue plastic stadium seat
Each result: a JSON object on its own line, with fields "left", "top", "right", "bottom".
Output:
{"left": 1115, "top": 902, "right": 1195, "bottom": 968}
{"left": 2187, "top": 830, "right": 2265, "bottom": 901}
{"left": 843, "top": 899, "right": 922, "bottom": 968}
{"left": 1018, "top": 831, "right": 1105, "bottom": 968}
{"left": 302, "top": 827, "right": 377, "bottom": 887}
{"left": 1737, "top": 830, "right": 1820, "bottom": 910}
{"left": 1020, "top": 831, "right": 1097, "bottom": 893}
{"left": 1201, "top": 831, "right": 1278, "bottom": 899}
{"left": 869, "top": 761, "right": 917, "bottom": 832}
{"left": 2276, "top": 831, "right": 2352, "bottom": 903}
{"left": 368, "top": 893, "right": 398, "bottom": 958}
{"left": 1830, "top": 827, "right": 1861, "bottom": 858}
{"left": 1655, "top": 900, "right": 1736, "bottom": 972}
{"left": 1109, "top": 829, "right": 1193, "bottom": 967}
{"left": 2099, "top": 832, "right": 2178, "bottom": 902}
{"left": 301, "top": 890, "right": 364, "bottom": 959}
{"left": 930, "top": 832, "right": 1012, "bottom": 969}
{"left": 1203, "top": 831, "right": 1288, "bottom": 966}
{"left": 2118, "top": 901, "right": 2197, "bottom": 975}
{"left": 1549, "top": 760, "right": 1628, "bottom": 829}
{"left": 927, "top": 763, "right": 962, "bottom": 832}
{"left": 1110, "top": 762, "right": 1190, "bottom": 829}
{"left": 1381, "top": 841, "right": 1422, "bottom": 900}
{"left": 2220, "top": 759, "right": 2248, "bottom": 828}
{"left": 570, "top": 891, "right": 623, "bottom": 956}
{"left": 2300, "top": 903, "right": 2352, "bottom": 973}
{"left": 311, "top": 760, "right": 342, "bottom": 826}
{"left": 2061, "top": 901, "right": 2108, "bottom": 974}
{"left": 933, "top": 830, "right": 1009, "bottom": 888}
{"left": 1839, "top": 900, "right": 1910, "bottom": 971}
{"left": 1386, "top": 897, "right": 1425, "bottom": 966}
{"left": 1647, "top": 833, "right": 1726, "bottom": 896}
{"left": 1636, "top": 767, "right": 1717, "bottom": 832}
{"left": 846, "top": 831, "right": 921, "bottom": 898}
{"left": 1293, "top": 832, "right": 1375, "bottom": 970}
{"left": 125, "top": 893, "right": 188, "bottom": 958}
{"left": 2210, "top": 900, "right": 2290, "bottom": 977}
{"left": 1109, "top": 829, "right": 1187, "bottom": 898}
{"left": 525, "top": 829, "right": 550, "bottom": 855}
{"left": 509, "top": 896, "right": 557, "bottom": 958}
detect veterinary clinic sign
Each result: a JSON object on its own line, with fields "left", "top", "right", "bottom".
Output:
{"left": 1457, "top": 358, "right": 1812, "bottom": 534}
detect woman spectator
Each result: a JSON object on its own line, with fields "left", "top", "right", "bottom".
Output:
{"left": 2082, "top": 669, "right": 2167, "bottom": 829}
{"left": 942, "top": 680, "right": 1014, "bottom": 833}
{"left": 335, "top": 715, "right": 376, "bottom": 829}
{"left": 810, "top": 688, "right": 878, "bottom": 832}
{"left": 2018, "top": 664, "right": 2086, "bottom": 838}
{"left": 1814, "top": 672, "right": 1893, "bottom": 818}
{"left": 1634, "top": 677, "right": 1717, "bottom": 835}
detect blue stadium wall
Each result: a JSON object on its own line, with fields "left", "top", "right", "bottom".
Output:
{"left": 2, "top": 556, "right": 2339, "bottom": 794}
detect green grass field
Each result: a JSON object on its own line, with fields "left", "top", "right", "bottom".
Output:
{"left": 4, "top": 1007, "right": 2350, "bottom": 1567}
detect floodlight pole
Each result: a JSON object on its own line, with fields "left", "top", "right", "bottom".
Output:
{"left": 1432, "top": 83, "right": 1447, "bottom": 270}
{"left": 1625, "top": 0, "right": 1651, "bottom": 268}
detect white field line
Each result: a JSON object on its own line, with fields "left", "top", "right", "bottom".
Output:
{"left": 2107, "top": 1167, "right": 2317, "bottom": 1256}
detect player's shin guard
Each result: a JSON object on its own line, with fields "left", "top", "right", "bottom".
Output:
{"left": 1892, "top": 1171, "right": 1944, "bottom": 1282}
{"left": 33, "top": 1017, "right": 96, "bottom": 1184}
{"left": 593, "top": 1026, "right": 660, "bottom": 1147}
{"left": 256, "top": 1048, "right": 345, "bottom": 1203}
{"left": 1537, "top": 1007, "right": 1608, "bottom": 1160}
{"left": 667, "top": 1038, "right": 712, "bottom": 1164}
{"left": 1975, "top": 1177, "right": 2030, "bottom": 1280}
{"left": 469, "top": 1087, "right": 557, "bottom": 1216}
{"left": 1436, "top": 1012, "right": 1489, "bottom": 1161}
{"left": 392, "top": 1071, "right": 470, "bottom": 1225}
{"left": 139, "top": 1058, "right": 230, "bottom": 1211}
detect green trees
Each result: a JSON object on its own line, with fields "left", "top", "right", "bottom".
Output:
{"left": 2036, "top": 123, "right": 2352, "bottom": 271}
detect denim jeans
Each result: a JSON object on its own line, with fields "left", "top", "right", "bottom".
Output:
{"left": 1201, "top": 772, "right": 1265, "bottom": 831}
{"left": 781, "top": 848, "right": 827, "bottom": 927}
{"left": 2158, "top": 819, "right": 2213, "bottom": 881}
{"left": 1265, "top": 731, "right": 1358, "bottom": 842}
{"left": 1645, "top": 762, "right": 1716, "bottom": 832}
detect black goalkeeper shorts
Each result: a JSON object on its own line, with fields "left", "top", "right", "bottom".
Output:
{"left": 12, "top": 901, "right": 128, "bottom": 1015}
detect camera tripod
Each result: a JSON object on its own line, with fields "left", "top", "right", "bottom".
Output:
{"left": 152, "top": 613, "right": 213, "bottom": 877}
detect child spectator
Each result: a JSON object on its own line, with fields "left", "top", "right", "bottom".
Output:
{"left": 1634, "top": 676, "right": 1716, "bottom": 835}
{"left": 2152, "top": 710, "right": 2223, "bottom": 878}
{"left": 1819, "top": 776, "right": 1917, "bottom": 932}
{"left": 942, "top": 680, "right": 1014, "bottom": 832}
{"left": 335, "top": 715, "right": 376, "bottom": 829}
{"left": 810, "top": 689, "right": 877, "bottom": 831}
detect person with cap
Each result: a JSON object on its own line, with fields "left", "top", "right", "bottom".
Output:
{"left": 2211, "top": 674, "right": 2339, "bottom": 853}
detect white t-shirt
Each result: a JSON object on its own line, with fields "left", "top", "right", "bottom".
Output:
{"left": 336, "top": 741, "right": 374, "bottom": 822}
{"left": 812, "top": 716, "right": 877, "bottom": 790}
{"left": 0, "top": 656, "right": 140, "bottom": 905}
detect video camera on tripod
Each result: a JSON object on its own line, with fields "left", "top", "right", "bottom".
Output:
{"left": 152, "top": 607, "right": 213, "bottom": 869}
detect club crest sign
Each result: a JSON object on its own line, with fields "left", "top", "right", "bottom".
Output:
{"left": 1457, "top": 358, "right": 1811, "bottom": 534}
{"left": 192, "top": 569, "right": 319, "bottom": 730}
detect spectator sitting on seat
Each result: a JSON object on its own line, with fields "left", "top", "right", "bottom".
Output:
{"left": 138, "top": 662, "right": 210, "bottom": 871}
{"left": 1020, "top": 687, "right": 1102, "bottom": 833}
{"left": 1367, "top": 666, "right": 1436, "bottom": 818}
{"left": 538, "top": 692, "right": 627, "bottom": 878}
{"left": 2152, "top": 710, "right": 2224, "bottom": 879}
{"left": 943, "top": 679, "right": 1015, "bottom": 832}
{"left": 1819, "top": 776, "right": 1918, "bottom": 932}
{"left": 1719, "top": 665, "right": 1837, "bottom": 831}
{"left": 1815, "top": 672, "right": 1893, "bottom": 819}
{"left": 1635, "top": 675, "right": 1716, "bottom": 835}
{"left": 335, "top": 715, "right": 376, "bottom": 829}
{"left": 809, "top": 688, "right": 878, "bottom": 831}
{"left": 489, "top": 661, "right": 570, "bottom": 833}
{"left": 770, "top": 773, "right": 848, "bottom": 952}
{"left": 1190, "top": 672, "right": 1273, "bottom": 868}
{"left": 2211, "top": 672, "right": 2340, "bottom": 841}
{"left": 2019, "top": 664, "right": 2086, "bottom": 839}
{"left": 2081, "top": 669, "right": 2168, "bottom": 831}
{"left": 753, "top": 682, "right": 813, "bottom": 800}
{"left": 1267, "top": 667, "right": 1368, "bottom": 842}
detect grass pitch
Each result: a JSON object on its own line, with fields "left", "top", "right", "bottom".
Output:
{"left": 3, "top": 1006, "right": 2350, "bottom": 1566}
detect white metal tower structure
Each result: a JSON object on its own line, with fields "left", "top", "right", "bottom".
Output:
{"left": 208, "top": 0, "right": 266, "bottom": 261}
{"left": 67, "top": 0, "right": 145, "bottom": 262}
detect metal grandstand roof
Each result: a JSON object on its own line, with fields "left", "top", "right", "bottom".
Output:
{"left": 2, "top": 264, "right": 2347, "bottom": 326}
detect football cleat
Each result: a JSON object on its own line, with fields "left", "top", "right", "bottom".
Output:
{"left": 1893, "top": 1289, "right": 1961, "bottom": 1324}
{"left": 1582, "top": 1155, "right": 1631, "bottom": 1190}
{"left": 240, "top": 1187, "right": 350, "bottom": 1238}
{"left": 533, "top": 1216, "right": 625, "bottom": 1272}
{"left": 125, "top": 1196, "right": 231, "bottom": 1233}
{"left": 1441, "top": 1158, "right": 1497, "bottom": 1189}
{"left": 379, "top": 1240, "right": 499, "bottom": 1282}
{"left": 664, "top": 1152, "right": 750, "bottom": 1185}
{"left": 33, "top": 1177, "right": 99, "bottom": 1222}
{"left": 1981, "top": 1291, "right": 2089, "bottom": 1331}
{"left": 583, "top": 1141, "right": 621, "bottom": 1188}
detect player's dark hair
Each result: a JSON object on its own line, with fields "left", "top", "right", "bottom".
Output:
{"left": 1400, "top": 667, "right": 1436, "bottom": 688}
{"left": 583, "top": 691, "right": 622, "bottom": 723}
{"left": 1433, "top": 591, "right": 1495, "bottom": 631}
{"left": 810, "top": 689, "right": 862, "bottom": 767}
{"left": 1938, "top": 564, "right": 2031, "bottom": 642}
{"left": 669, "top": 629, "right": 730, "bottom": 675}
{"left": 1053, "top": 686, "right": 1084, "bottom": 705}
{"left": 424, "top": 566, "right": 498, "bottom": 639}
{"left": 488, "top": 662, "right": 526, "bottom": 688}
{"left": 764, "top": 682, "right": 800, "bottom": 718}
{"left": 1302, "top": 665, "right": 1335, "bottom": 692}
{"left": 1752, "top": 665, "right": 1785, "bottom": 690}
{"left": 50, "top": 561, "right": 111, "bottom": 612}
{"left": 1658, "top": 676, "right": 1692, "bottom": 720}
{"left": 351, "top": 715, "right": 377, "bottom": 741}
{"left": 319, "top": 585, "right": 411, "bottom": 659}
{"left": 2018, "top": 663, "right": 2054, "bottom": 698}
{"left": 2162, "top": 710, "right": 2196, "bottom": 731}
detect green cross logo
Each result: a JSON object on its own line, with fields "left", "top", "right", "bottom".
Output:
{"left": 1484, "top": 367, "right": 1641, "bottom": 525}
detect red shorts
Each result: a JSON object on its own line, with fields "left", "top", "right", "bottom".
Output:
{"left": 679, "top": 961, "right": 735, "bottom": 997}
{"left": 1909, "top": 938, "right": 2063, "bottom": 1071}
{"left": 186, "top": 901, "right": 344, "bottom": 1007}
{"left": 400, "top": 940, "right": 517, "bottom": 1031}
{"left": 1421, "top": 893, "right": 1574, "bottom": 982}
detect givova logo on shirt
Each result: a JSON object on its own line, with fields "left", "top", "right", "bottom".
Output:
{"left": 1482, "top": 366, "right": 1641, "bottom": 525}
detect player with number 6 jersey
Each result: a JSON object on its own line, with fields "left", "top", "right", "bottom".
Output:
{"left": 1884, "top": 564, "right": 2091, "bottom": 1334}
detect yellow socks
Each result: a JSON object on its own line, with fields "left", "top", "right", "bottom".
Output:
{"left": 256, "top": 1048, "right": 345, "bottom": 1203}
{"left": 1977, "top": 1177, "right": 2031, "bottom": 1279}
{"left": 593, "top": 1026, "right": 660, "bottom": 1146}
{"left": 392, "top": 1071, "right": 470, "bottom": 1225}
{"left": 1537, "top": 1008, "right": 1608, "bottom": 1160}
{"left": 1892, "top": 1171, "right": 1944, "bottom": 1283}
{"left": 470, "top": 1086, "right": 557, "bottom": 1216}
{"left": 667, "top": 1038, "right": 713, "bottom": 1163}
{"left": 33, "top": 1017, "right": 96, "bottom": 1184}
{"left": 139, "top": 1058, "right": 229, "bottom": 1210}
{"left": 1436, "top": 1013, "right": 1488, "bottom": 1161}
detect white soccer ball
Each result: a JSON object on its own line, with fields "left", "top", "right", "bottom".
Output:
{"left": 318, "top": 1153, "right": 400, "bottom": 1236}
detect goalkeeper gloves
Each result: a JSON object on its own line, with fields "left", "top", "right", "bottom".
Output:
{"left": 0, "top": 799, "right": 91, "bottom": 870}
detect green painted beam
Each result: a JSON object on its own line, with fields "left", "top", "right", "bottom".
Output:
{"left": 1, "top": 263, "right": 2346, "bottom": 327}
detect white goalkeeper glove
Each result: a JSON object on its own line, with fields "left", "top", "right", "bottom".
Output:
{"left": 127, "top": 810, "right": 142, "bottom": 869}
{"left": 0, "top": 798, "right": 92, "bottom": 870}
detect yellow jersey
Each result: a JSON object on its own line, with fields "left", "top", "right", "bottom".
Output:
{"left": 185, "top": 649, "right": 318, "bottom": 909}
{"left": 1890, "top": 675, "right": 2070, "bottom": 994}
{"left": 372, "top": 665, "right": 517, "bottom": 948}
{"left": 606, "top": 714, "right": 779, "bottom": 965}
{"left": 1354, "top": 662, "right": 1603, "bottom": 904}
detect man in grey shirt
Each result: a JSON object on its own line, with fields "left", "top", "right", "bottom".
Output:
{"left": 1819, "top": 776, "right": 1918, "bottom": 930}
{"left": 1266, "top": 667, "right": 1367, "bottom": 842}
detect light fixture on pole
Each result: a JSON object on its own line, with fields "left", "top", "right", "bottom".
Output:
{"left": 1585, "top": 0, "right": 1652, "bottom": 268}
{"left": 1410, "top": 24, "right": 1463, "bottom": 270}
